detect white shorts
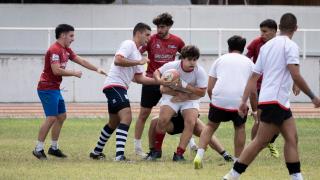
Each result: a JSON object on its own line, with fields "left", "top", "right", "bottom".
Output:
{"left": 159, "top": 96, "right": 200, "bottom": 113}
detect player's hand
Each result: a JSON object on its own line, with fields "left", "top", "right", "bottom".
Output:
{"left": 97, "top": 68, "right": 107, "bottom": 76}
{"left": 312, "top": 96, "right": 320, "bottom": 108}
{"left": 238, "top": 101, "right": 248, "bottom": 118}
{"left": 74, "top": 71, "right": 82, "bottom": 78}
{"left": 292, "top": 84, "right": 300, "bottom": 96}
{"left": 138, "top": 57, "right": 150, "bottom": 65}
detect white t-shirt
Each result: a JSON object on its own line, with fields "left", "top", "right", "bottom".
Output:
{"left": 209, "top": 53, "right": 254, "bottom": 110}
{"left": 158, "top": 60, "right": 208, "bottom": 100}
{"left": 104, "top": 40, "right": 144, "bottom": 89}
{"left": 254, "top": 36, "right": 300, "bottom": 109}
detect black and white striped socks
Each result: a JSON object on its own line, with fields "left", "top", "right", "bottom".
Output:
{"left": 93, "top": 124, "right": 114, "bottom": 154}
{"left": 115, "top": 123, "right": 129, "bottom": 159}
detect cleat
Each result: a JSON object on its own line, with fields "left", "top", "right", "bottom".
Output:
{"left": 222, "top": 170, "right": 240, "bottom": 180}
{"left": 89, "top": 152, "right": 106, "bottom": 160}
{"left": 267, "top": 143, "right": 279, "bottom": 158}
{"left": 114, "top": 155, "right": 130, "bottom": 162}
{"left": 48, "top": 147, "right": 67, "bottom": 158}
{"left": 135, "top": 148, "right": 147, "bottom": 158}
{"left": 32, "top": 149, "right": 47, "bottom": 160}
{"left": 223, "top": 154, "right": 234, "bottom": 162}
{"left": 144, "top": 150, "right": 162, "bottom": 161}
{"left": 172, "top": 152, "right": 186, "bottom": 162}
{"left": 193, "top": 155, "right": 203, "bottom": 169}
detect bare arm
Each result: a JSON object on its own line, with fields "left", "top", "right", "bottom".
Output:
{"left": 114, "top": 55, "right": 148, "bottom": 67}
{"left": 72, "top": 55, "right": 107, "bottom": 76}
{"left": 207, "top": 76, "right": 217, "bottom": 100}
{"left": 288, "top": 64, "right": 320, "bottom": 107}
{"left": 134, "top": 74, "right": 158, "bottom": 85}
{"left": 160, "top": 85, "right": 178, "bottom": 96}
{"left": 51, "top": 63, "right": 82, "bottom": 78}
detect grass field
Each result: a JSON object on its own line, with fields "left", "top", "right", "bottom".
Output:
{"left": 0, "top": 117, "right": 319, "bottom": 180}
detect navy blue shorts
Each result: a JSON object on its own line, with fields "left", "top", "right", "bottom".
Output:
{"left": 140, "top": 84, "right": 162, "bottom": 108}
{"left": 208, "top": 106, "right": 247, "bottom": 127}
{"left": 103, "top": 86, "right": 130, "bottom": 114}
{"left": 37, "top": 90, "right": 66, "bottom": 117}
{"left": 258, "top": 104, "right": 292, "bottom": 126}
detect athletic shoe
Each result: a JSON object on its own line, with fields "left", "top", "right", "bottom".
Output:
{"left": 89, "top": 152, "right": 106, "bottom": 160}
{"left": 193, "top": 154, "right": 203, "bottom": 169}
{"left": 223, "top": 154, "right": 234, "bottom": 162}
{"left": 145, "top": 150, "right": 162, "bottom": 161}
{"left": 48, "top": 147, "right": 67, "bottom": 158}
{"left": 32, "top": 149, "right": 47, "bottom": 160}
{"left": 135, "top": 148, "right": 147, "bottom": 158}
{"left": 172, "top": 152, "right": 186, "bottom": 162}
{"left": 114, "top": 155, "right": 130, "bottom": 162}
{"left": 222, "top": 170, "right": 240, "bottom": 180}
{"left": 267, "top": 143, "right": 279, "bottom": 158}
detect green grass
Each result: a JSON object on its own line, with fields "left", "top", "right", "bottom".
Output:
{"left": 0, "top": 117, "right": 319, "bottom": 180}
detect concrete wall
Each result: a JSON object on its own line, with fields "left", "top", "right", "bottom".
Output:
{"left": 0, "top": 5, "right": 320, "bottom": 55}
{"left": 0, "top": 55, "right": 318, "bottom": 103}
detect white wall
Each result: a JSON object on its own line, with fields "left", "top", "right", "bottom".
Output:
{"left": 0, "top": 55, "right": 318, "bottom": 103}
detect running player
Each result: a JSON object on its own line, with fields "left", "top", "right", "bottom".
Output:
{"left": 223, "top": 13, "right": 320, "bottom": 180}
{"left": 89, "top": 22, "right": 158, "bottom": 161}
{"left": 194, "top": 35, "right": 254, "bottom": 169}
{"left": 247, "top": 19, "right": 280, "bottom": 158}
{"left": 134, "top": 12, "right": 185, "bottom": 157}
{"left": 33, "top": 24, "right": 106, "bottom": 160}
{"left": 151, "top": 45, "right": 207, "bottom": 161}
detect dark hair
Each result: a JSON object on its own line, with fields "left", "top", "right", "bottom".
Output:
{"left": 260, "top": 19, "right": 277, "bottom": 31}
{"left": 180, "top": 45, "right": 200, "bottom": 60}
{"left": 133, "top": 22, "right": 151, "bottom": 36}
{"left": 55, "top": 24, "right": 74, "bottom": 39}
{"left": 227, "top": 35, "right": 246, "bottom": 53}
{"left": 153, "top": 12, "right": 174, "bottom": 26}
{"left": 279, "top": 13, "right": 297, "bottom": 33}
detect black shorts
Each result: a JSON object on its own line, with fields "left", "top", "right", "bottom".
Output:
{"left": 103, "top": 86, "right": 130, "bottom": 114}
{"left": 208, "top": 106, "right": 247, "bottom": 127}
{"left": 140, "top": 84, "right": 162, "bottom": 108}
{"left": 258, "top": 104, "right": 292, "bottom": 126}
{"left": 168, "top": 112, "right": 185, "bottom": 135}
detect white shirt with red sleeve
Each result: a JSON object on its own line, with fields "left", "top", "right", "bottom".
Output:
{"left": 254, "top": 36, "right": 300, "bottom": 109}
{"left": 209, "top": 53, "right": 254, "bottom": 111}
{"left": 104, "top": 40, "right": 144, "bottom": 89}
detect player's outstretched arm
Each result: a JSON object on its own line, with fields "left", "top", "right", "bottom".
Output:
{"left": 72, "top": 55, "right": 107, "bottom": 76}
{"left": 134, "top": 74, "right": 158, "bottom": 85}
{"left": 114, "top": 55, "right": 149, "bottom": 67}
{"left": 51, "top": 63, "right": 82, "bottom": 78}
{"left": 288, "top": 64, "right": 320, "bottom": 107}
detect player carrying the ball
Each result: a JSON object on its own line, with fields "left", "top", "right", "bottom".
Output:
{"left": 149, "top": 45, "right": 207, "bottom": 161}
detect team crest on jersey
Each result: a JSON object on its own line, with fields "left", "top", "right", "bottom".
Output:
{"left": 168, "top": 45, "right": 177, "bottom": 49}
{"left": 52, "top": 54, "right": 60, "bottom": 61}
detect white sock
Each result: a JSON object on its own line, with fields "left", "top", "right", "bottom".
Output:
{"left": 51, "top": 140, "right": 58, "bottom": 150}
{"left": 35, "top": 141, "right": 44, "bottom": 152}
{"left": 188, "top": 137, "right": 197, "bottom": 148}
{"left": 291, "top": 173, "right": 303, "bottom": 180}
{"left": 196, "top": 148, "right": 205, "bottom": 159}
{"left": 233, "top": 157, "right": 239, "bottom": 163}
{"left": 230, "top": 169, "right": 240, "bottom": 177}
{"left": 134, "top": 139, "right": 142, "bottom": 150}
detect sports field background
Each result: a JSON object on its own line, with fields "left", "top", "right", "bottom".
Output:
{"left": 0, "top": 103, "right": 319, "bottom": 179}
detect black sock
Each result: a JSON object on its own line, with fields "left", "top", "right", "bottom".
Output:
{"left": 93, "top": 124, "right": 114, "bottom": 154}
{"left": 115, "top": 123, "right": 129, "bottom": 158}
{"left": 233, "top": 161, "right": 248, "bottom": 174}
{"left": 286, "top": 162, "right": 301, "bottom": 174}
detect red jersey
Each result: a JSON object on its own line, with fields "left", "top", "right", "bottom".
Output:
{"left": 141, "top": 34, "right": 184, "bottom": 77}
{"left": 37, "top": 42, "right": 77, "bottom": 90}
{"left": 246, "top": 37, "right": 265, "bottom": 90}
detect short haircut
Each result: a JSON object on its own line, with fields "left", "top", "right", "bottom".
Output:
{"left": 153, "top": 12, "right": 174, "bottom": 26}
{"left": 133, "top": 22, "right": 151, "bottom": 36}
{"left": 180, "top": 45, "right": 200, "bottom": 60}
{"left": 55, "top": 24, "right": 74, "bottom": 39}
{"left": 227, "top": 35, "right": 246, "bottom": 53}
{"left": 260, "top": 19, "right": 277, "bottom": 31}
{"left": 279, "top": 13, "right": 297, "bottom": 33}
